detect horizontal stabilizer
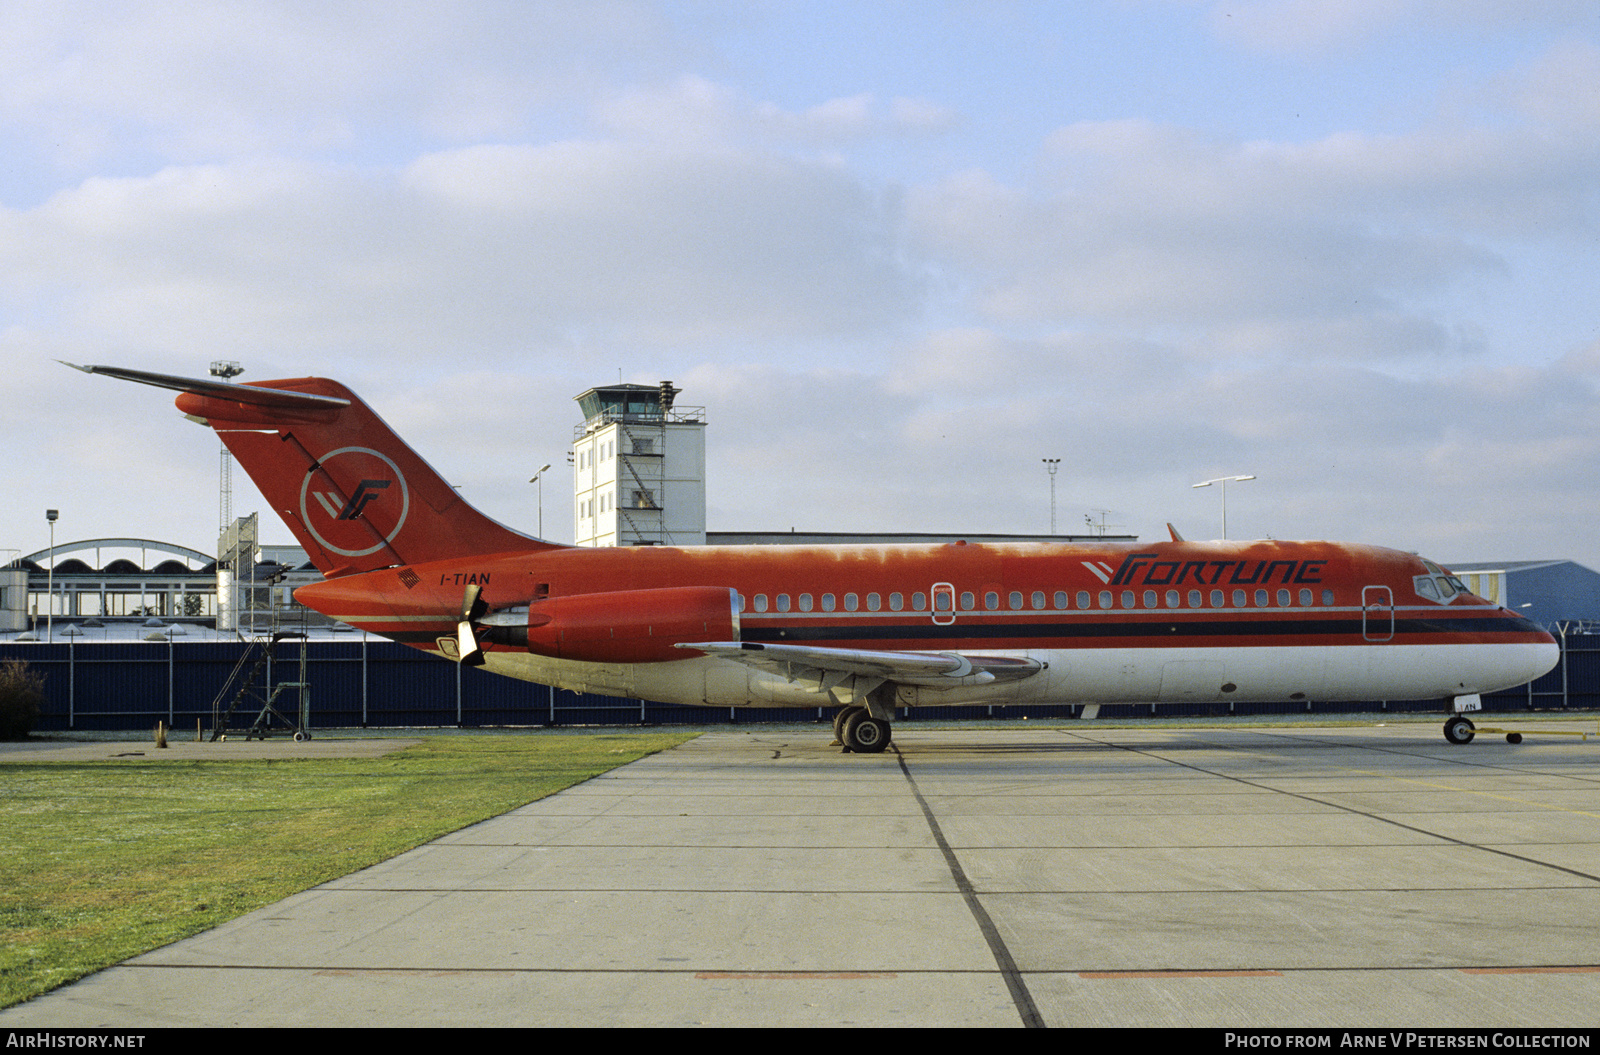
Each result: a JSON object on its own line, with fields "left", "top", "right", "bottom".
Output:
{"left": 62, "top": 362, "right": 350, "bottom": 411}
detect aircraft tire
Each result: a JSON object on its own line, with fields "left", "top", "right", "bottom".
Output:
{"left": 842, "top": 711, "right": 891, "bottom": 754}
{"left": 833, "top": 706, "right": 863, "bottom": 746}
{"left": 1444, "top": 715, "right": 1476, "bottom": 745}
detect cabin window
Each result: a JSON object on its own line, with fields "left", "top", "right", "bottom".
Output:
{"left": 888, "top": 593, "right": 903, "bottom": 611}
{"left": 1167, "top": 589, "right": 1181, "bottom": 608}
{"left": 1189, "top": 589, "right": 1203, "bottom": 608}
{"left": 799, "top": 593, "right": 814, "bottom": 612}
{"left": 1277, "top": 589, "right": 1291, "bottom": 607}
{"left": 913, "top": 592, "right": 927, "bottom": 611}
{"left": 776, "top": 594, "right": 791, "bottom": 612}
{"left": 1098, "top": 590, "right": 1113, "bottom": 609}
{"left": 1209, "top": 589, "right": 1223, "bottom": 607}
{"left": 1255, "top": 589, "right": 1269, "bottom": 607}
{"left": 871, "top": 593, "right": 885, "bottom": 611}
{"left": 935, "top": 592, "right": 952, "bottom": 612}
{"left": 1141, "top": 589, "right": 1156, "bottom": 608}
{"left": 960, "top": 591, "right": 975, "bottom": 611}
{"left": 1299, "top": 588, "right": 1313, "bottom": 606}
{"left": 753, "top": 594, "right": 768, "bottom": 613}
{"left": 1032, "top": 591, "right": 1047, "bottom": 610}
{"left": 1121, "top": 590, "right": 1136, "bottom": 608}
{"left": 844, "top": 593, "right": 858, "bottom": 611}
{"left": 1076, "top": 590, "right": 1090, "bottom": 609}
{"left": 1233, "top": 589, "right": 1247, "bottom": 607}
{"left": 1322, "top": 589, "right": 1335, "bottom": 606}
{"left": 821, "top": 593, "right": 836, "bottom": 612}
{"left": 1010, "top": 591, "right": 1023, "bottom": 610}
{"left": 984, "top": 591, "right": 999, "bottom": 610}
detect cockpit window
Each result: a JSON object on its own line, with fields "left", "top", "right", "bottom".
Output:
{"left": 1414, "top": 560, "right": 1473, "bottom": 605}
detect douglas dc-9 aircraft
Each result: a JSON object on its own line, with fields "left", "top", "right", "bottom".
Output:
{"left": 71, "top": 364, "right": 1558, "bottom": 752}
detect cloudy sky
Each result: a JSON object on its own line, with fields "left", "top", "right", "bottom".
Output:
{"left": 4, "top": 0, "right": 1597, "bottom": 573}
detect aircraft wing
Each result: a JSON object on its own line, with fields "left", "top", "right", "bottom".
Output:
{"left": 678, "top": 641, "right": 1042, "bottom": 687}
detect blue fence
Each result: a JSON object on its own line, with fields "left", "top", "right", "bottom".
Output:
{"left": 4, "top": 632, "right": 1596, "bottom": 732}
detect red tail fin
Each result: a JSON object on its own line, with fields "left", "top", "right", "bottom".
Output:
{"left": 69, "top": 365, "right": 554, "bottom": 577}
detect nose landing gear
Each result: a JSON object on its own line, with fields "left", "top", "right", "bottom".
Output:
{"left": 1444, "top": 714, "right": 1476, "bottom": 744}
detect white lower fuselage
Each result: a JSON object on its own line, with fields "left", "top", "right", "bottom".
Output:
{"left": 477, "top": 637, "right": 1558, "bottom": 710}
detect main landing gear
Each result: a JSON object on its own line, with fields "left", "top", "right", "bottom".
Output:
{"left": 832, "top": 705, "right": 892, "bottom": 754}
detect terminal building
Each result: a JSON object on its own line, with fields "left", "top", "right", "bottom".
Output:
{"left": 1, "top": 539, "right": 217, "bottom": 634}
{"left": 1, "top": 540, "right": 320, "bottom": 638}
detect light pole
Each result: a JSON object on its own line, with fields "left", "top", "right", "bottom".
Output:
{"left": 45, "top": 509, "right": 58, "bottom": 642}
{"left": 529, "top": 464, "right": 552, "bottom": 539}
{"left": 1042, "top": 459, "right": 1060, "bottom": 534}
{"left": 1191, "top": 475, "right": 1254, "bottom": 540}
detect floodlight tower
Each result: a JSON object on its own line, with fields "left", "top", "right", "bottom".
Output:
{"left": 210, "top": 361, "right": 245, "bottom": 532}
{"left": 1042, "top": 459, "right": 1061, "bottom": 534}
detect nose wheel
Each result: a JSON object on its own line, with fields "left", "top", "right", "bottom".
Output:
{"left": 1444, "top": 714, "right": 1476, "bottom": 744}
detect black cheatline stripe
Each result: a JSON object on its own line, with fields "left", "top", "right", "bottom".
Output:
{"left": 892, "top": 744, "right": 1045, "bottom": 1029}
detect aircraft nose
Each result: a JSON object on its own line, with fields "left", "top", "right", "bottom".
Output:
{"left": 1516, "top": 616, "right": 1560, "bottom": 684}
{"left": 1530, "top": 637, "right": 1560, "bottom": 683}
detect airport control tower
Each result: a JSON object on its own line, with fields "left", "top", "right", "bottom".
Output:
{"left": 572, "top": 382, "right": 707, "bottom": 546}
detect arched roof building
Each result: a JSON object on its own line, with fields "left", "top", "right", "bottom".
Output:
{"left": 4, "top": 538, "right": 220, "bottom": 633}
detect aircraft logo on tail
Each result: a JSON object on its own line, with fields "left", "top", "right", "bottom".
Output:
{"left": 299, "top": 446, "right": 411, "bottom": 558}
{"left": 310, "top": 478, "right": 391, "bottom": 521}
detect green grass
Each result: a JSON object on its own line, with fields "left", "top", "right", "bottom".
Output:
{"left": 0, "top": 732, "right": 695, "bottom": 1008}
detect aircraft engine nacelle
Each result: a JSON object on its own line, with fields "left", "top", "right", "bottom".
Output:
{"left": 488, "top": 586, "right": 739, "bottom": 663}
